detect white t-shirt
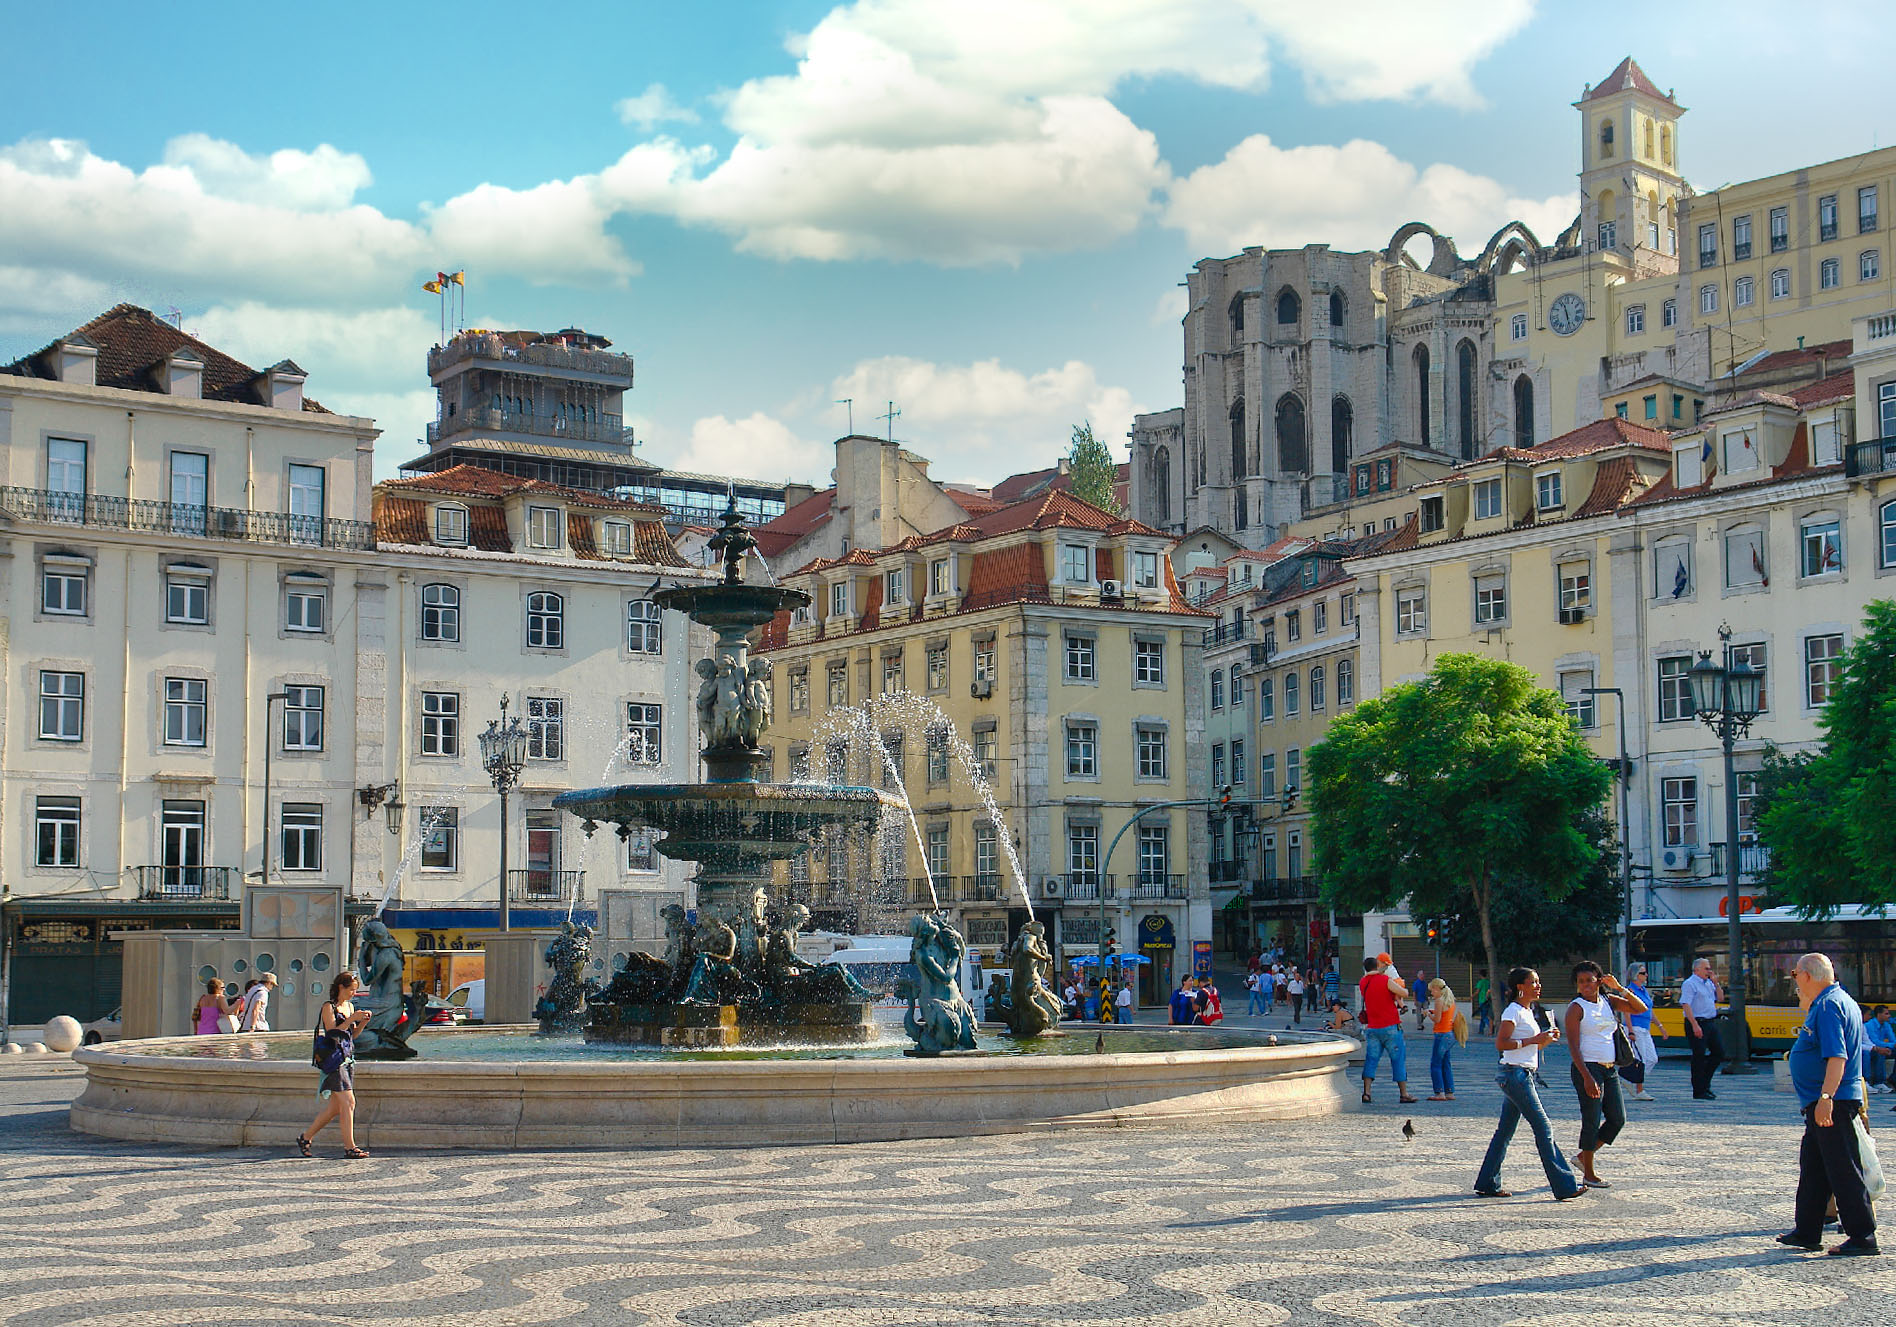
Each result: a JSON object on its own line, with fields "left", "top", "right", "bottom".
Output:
{"left": 1500, "top": 1001, "right": 1543, "bottom": 1068}
{"left": 240, "top": 984, "right": 271, "bottom": 1032}
{"left": 1116, "top": 986, "right": 1132, "bottom": 1009}
{"left": 1287, "top": 976, "right": 1305, "bottom": 995}
{"left": 1569, "top": 993, "right": 1617, "bottom": 1064}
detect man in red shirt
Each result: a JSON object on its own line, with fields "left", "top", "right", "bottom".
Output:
{"left": 1359, "top": 953, "right": 1416, "bottom": 1105}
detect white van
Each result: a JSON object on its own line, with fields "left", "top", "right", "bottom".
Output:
{"left": 812, "top": 935, "right": 990, "bottom": 1020}
{"left": 447, "top": 979, "right": 485, "bottom": 1023}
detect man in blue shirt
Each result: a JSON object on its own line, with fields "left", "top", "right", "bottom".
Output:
{"left": 1779, "top": 953, "right": 1878, "bottom": 1256}
{"left": 1864, "top": 1005, "right": 1896, "bottom": 1093}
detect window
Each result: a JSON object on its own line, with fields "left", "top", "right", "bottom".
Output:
{"left": 284, "top": 577, "right": 325, "bottom": 633}
{"left": 1616, "top": 402, "right": 1628, "bottom": 419}
{"left": 165, "top": 566, "right": 210, "bottom": 624}
{"left": 1474, "top": 574, "right": 1507, "bottom": 625}
{"left": 41, "top": 563, "right": 87, "bottom": 616}
{"left": 39, "top": 671, "right": 83, "bottom": 741}
{"left": 1340, "top": 592, "right": 1355, "bottom": 626}
{"left": 1510, "top": 313, "right": 1528, "bottom": 341}
{"left": 1136, "top": 725, "right": 1167, "bottom": 779}
{"left": 623, "top": 599, "right": 663, "bottom": 654}
{"left": 1864, "top": 250, "right": 1882, "bottom": 282}
{"left": 163, "top": 677, "right": 207, "bottom": 747}
{"left": 829, "top": 581, "right": 850, "bottom": 617}
{"left": 1657, "top": 655, "right": 1694, "bottom": 722}
{"left": 1725, "top": 527, "right": 1768, "bottom": 588}
{"left": 1060, "top": 544, "right": 1090, "bottom": 583}
{"left": 435, "top": 505, "right": 468, "bottom": 545}
{"left": 1231, "top": 738, "right": 1247, "bottom": 786}
{"left": 1644, "top": 395, "right": 1658, "bottom": 420}
{"left": 1599, "top": 220, "right": 1617, "bottom": 251}
{"left": 1820, "top": 193, "right": 1839, "bottom": 241}
{"left": 1699, "top": 284, "right": 1719, "bottom": 315}
{"left": 1882, "top": 500, "right": 1896, "bottom": 567}
{"left": 1337, "top": 657, "right": 1355, "bottom": 706}
{"left": 1210, "top": 743, "right": 1226, "bottom": 788}
{"left": 881, "top": 652, "right": 904, "bottom": 694}
{"left": 1132, "top": 551, "right": 1159, "bottom": 589}
{"left": 1729, "top": 642, "right": 1768, "bottom": 713}
{"left": 1559, "top": 561, "right": 1591, "bottom": 611}
{"left": 1822, "top": 258, "right": 1841, "bottom": 289}
{"left": 974, "top": 823, "right": 999, "bottom": 885}
{"left": 527, "top": 695, "right": 563, "bottom": 761}
{"left": 1862, "top": 185, "right": 1879, "bottom": 233}
{"left": 1723, "top": 428, "right": 1759, "bottom": 474}
{"left": 1473, "top": 478, "right": 1503, "bottom": 520}
{"left": 1655, "top": 534, "right": 1692, "bottom": 597}
{"left": 528, "top": 506, "right": 562, "bottom": 549}
{"left": 1733, "top": 276, "right": 1754, "bottom": 307}
{"left": 281, "top": 804, "right": 323, "bottom": 872}
{"left": 1419, "top": 495, "right": 1445, "bottom": 533}
{"left": 1698, "top": 223, "right": 1717, "bottom": 268}
{"left": 601, "top": 520, "right": 632, "bottom": 556}
{"left": 287, "top": 464, "right": 325, "bottom": 545}
{"left": 421, "top": 584, "right": 460, "bottom": 642}
{"left": 1662, "top": 298, "right": 1677, "bottom": 328}
{"left": 1396, "top": 588, "right": 1427, "bottom": 634}
{"left": 886, "top": 567, "right": 905, "bottom": 603}
{"left": 973, "top": 725, "right": 998, "bottom": 781}
{"left": 1536, "top": 472, "right": 1563, "bottom": 510}
{"left": 526, "top": 591, "right": 564, "bottom": 648}
{"left": 1770, "top": 206, "right": 1788, "bottom": 252}
{"left": 1137, "top": 824, "right": 1169, "bottom": 884}
{"left": 1806, "top": 633, "right": 1845, "bottom": 707}
{"left": 1258, "top": 676, "right": 1274, "bottom": 720}
{"left": 1134, "top": 639, "right": 1165, "bottom": 685}
{"left": 1663, "top": 777, "right": 1698, "bottom": 848}
{"left": 46, "top": 438, "right": 86, "bottom": 511}
{"left": 1560, "top": 670, "right": 1596, "bottom": 729}
{"left": 1812, "top": 416, "right": 1844, "bottom": 466}
{"left": 1309, "top": 665, "right": 1326, "bottom": 711}
{"left": 1801, "top": 517, "right": 1843, "bottom": 577}
{"left": 35, "top": 796, "right": 80, "bottom": 868}
{"left": 925, "top": 645, "right": 948, "bottom": 692}
{"left": 1313, "top": 600, "right": 1328, "bottom": 634}
{"left": 1737, "top": 771, "right": 1762, "bottom": 839}
{"left": 626, "top": 703, "right": 662, "bottom": 765}
{"left": 1285, "top": 671, "right": 1300, "bottom": 716}
{"left": 627, "top": 829, "right": 658, "bottom": 873}
{"left": 925, "top": 723, "right": 950, "bottom": 785}
{"left": 1732, "top": 214, "right": 1752, "bottom": 261}
{"left": 1285, "top": 610, "right": 1301, "bottom": 643}
{"left": 1625, "top": 305, "right": 1644, "bottom": 335}
{"left": 421, "top": 808, "right": 458, "bottom": 871}
{"left": 421, "top": 691, "right": 459, "bottom": 756}
{"left": 1209, "top": 668, "right": 1224, "bottom": 710}
{"left": 789, "top": 668, "right": 810, "bottom": 714}
{"left": 1258, "top": 752, "right": 1276, "bottom": 798}
{"left": 1285, "top": 747, "right": 1301, "bottom": 791}
{"left": 827, "top": 662, "right": 848, "bottom": 707}
{"left": 1230, "top": 667, "right": 1247, "bottom": 708}
{"left": 283, "top": 685, "right": 324, "bottom": 751}
{"left": 1770, "top": 268, "right": 1790, "bottom": 299}
{"left": 928, "top": 824, "right": 952, "bottom": 882}
{"left": 929, "top": 558, "right": 952, "bottom": 597}
{"left": 1064, "top": 633, "right": 1095, "bottom": 682}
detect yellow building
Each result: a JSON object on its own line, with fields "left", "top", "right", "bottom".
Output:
{"left": 757, "top": 489, "right": 1210, "bottom": 1003}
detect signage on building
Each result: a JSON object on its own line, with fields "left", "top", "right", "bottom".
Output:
{"left": 1192, "top": 940, "right": 1212, "bottom": 978}
{"left": 1138, "top": 915, "right": 1175, "bottom": 951}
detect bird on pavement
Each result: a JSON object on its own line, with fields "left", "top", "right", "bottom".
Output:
{"left": 1402, "top": 1119, "right": 1417, "bottom": 1143}
{"left": 1094, "top": 1033, "right": 1105, "bottom": 1054}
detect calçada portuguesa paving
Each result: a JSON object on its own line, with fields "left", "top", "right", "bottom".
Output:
{"left": 0, "top": 1031, "right": 1889, "bottom": 1327}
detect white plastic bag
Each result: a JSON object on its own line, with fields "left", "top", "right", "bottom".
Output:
{"left": 1854, "top": 1111, "right": 1887, "bottom": 1202}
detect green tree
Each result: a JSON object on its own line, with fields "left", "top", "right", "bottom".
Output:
{"left": 1307, "top": 653, "right": 1613, "bottom": 1025}
{"left": 1431, "top": 808, "right": 1625, "bottom": 972}
{"left": 1758, "top": 599, "right": 1896, "bottom": 911}
{"left": 1067, "top": 421, "right": 1122, "bottom": 516}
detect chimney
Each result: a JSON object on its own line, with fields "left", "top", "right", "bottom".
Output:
{"left": 161, "top": 347, "right": 203, "bottom": 399}
{"left": 782, "top": 482, "right": 816, "bottom": 509}
{"left": 52, "top": 334, "right": 99, "bottom": 386}
{"left": 260, "top": 359, "right": 307, "bottom": 412}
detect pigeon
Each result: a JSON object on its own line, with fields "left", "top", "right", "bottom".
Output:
{"left": 1094, "top": 1033, "right": 1106, "bottom": 1054}
{"left": 1402, "top": 1119, "right": 1417, "bottom": 1143}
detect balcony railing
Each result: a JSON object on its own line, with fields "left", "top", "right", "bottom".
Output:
{"left": 1062, "top": 874, "right": 1114, "bottom": 902}
{"left": 1209, "top": 860, "right": 1247, "bottom": 884}
{"left": 1126, "top": 874, "right": 1187, "bottom": 901}
{"left": 427, "top": 406, "right": 628, "bottom": 447}
{"left": 957, "top": 875, "right": 1008, "bottom": 904}
{"left": 507, "top": 869, "right": 585, "bottom": 903}
{"left": 0, "top": 488, "right": 375, "bottom": 550}
{"left": 1249, "top": 876, "right": 1320, "bottom": 903}
{"left": 1845, "top": 438, "right": 1896, "bottom": 478}
{"left": 1707, "top": 841, "right": 1772, "bottom": 882}
{"left": 427, "top": 333, "right": 633, "bottom": 382}
{"left": 1202, "top": 618, "right": 1248, "bottom": 646}
{"left": 128, "top": 865, "right": 238, "bottom": 900}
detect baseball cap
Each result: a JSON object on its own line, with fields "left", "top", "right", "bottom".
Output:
{"left": 1376, "top": 952, "right": 1394, "bottom": 967}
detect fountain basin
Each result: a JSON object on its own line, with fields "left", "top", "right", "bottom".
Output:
{"left": 69, "top": 1026, "right": 1354, "bottom": 1149}
{"left": 552, "top": 782, "right": 901, "bottom": 872}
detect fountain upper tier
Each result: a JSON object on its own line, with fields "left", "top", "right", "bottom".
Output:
{"left": 555, "top": 781, "right": 900, "bottom": 875}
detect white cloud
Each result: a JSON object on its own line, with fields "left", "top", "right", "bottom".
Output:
{"left": 425, "top": 175, "right": 638, "bottom": 286}
{"left": 192, "top": 303, "right": 440, "bottom": 392}
{"left": 615, "top": 84, "right": 700, "bottom": 131}
{"left": 665, "top": 413, "right": 832, "bottom": 484}
{"left": 1152, "top": 287, "right": 1188, "bottom": 326}
{"left": 1163, "top": 134, "right": 1576, "bottom": 258}
{"left": 160, "top": 132, "right": 374, "bottom": 210}
{"left": 1248, "top": 2, "right": 1536, "bottom": 108}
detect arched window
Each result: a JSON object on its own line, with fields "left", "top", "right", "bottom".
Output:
{"left": 420, "top": 583, "right": 460, "bottom": 642}
{"left": 1275, "top": 394, "right": 1307, "bottom": 473}
{"left": 1456, "top": 339, "right": 1478, "bottom": 461}
{"left": 1228, "top": 295, "right": 1245, "bottom": 339}
{"left": 1228, "top": 399, "right": 1247, "bottom": 480}
{"left": 1513, "top": 374, "right": 1534, "bottom": 448}
{"left": 1234, "top": 488, "right": 1248, "bottom": 530}
{"left": 1643, "top": 117, "right": 1654, "bottom": 159}
{"left": 1328, "top": 290, "right": 1346, "bottom": 332}
{"left": 1413, "top": 344, "right": 1431, "bottom": 444}
{"left": 1880, "top": 498, "right": 1896, "bottom": 568}
{"left": 1661, "top": 125, "right": 1673, "bottom": 166}
{"left": 1151, "top": 447, "right": 1171, "bottom": 524}
{"left": 526, "top": 591, "right": 564, "bottom": 649}
{"left": 1276, "top": 288, "right": 1301, "bottom": 327}
{"left": 1600, "top": 117, "right": 1615, "bottom": 159}
{"left": 627, "top": 599, "right": 663, "bottom": 654}
{"left": 1331, "top": 396, "right": 1353, "bottom": 473}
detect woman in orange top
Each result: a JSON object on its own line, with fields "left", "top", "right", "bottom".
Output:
{"left": 1426, "top": 977, "right": 1459, "bottom": 1100}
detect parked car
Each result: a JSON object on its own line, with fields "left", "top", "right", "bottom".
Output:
{"left": 423, "top": 995, "right": 461, "bottom": 1026}
{"left": 81, "top": 1007, "right": 123, "bottom": 1045}
{"left": 447, "top": 979, "right": 485, "bottom": 1023}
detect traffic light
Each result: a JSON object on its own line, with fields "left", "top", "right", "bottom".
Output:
{"left": 1218, "top": 784, "right": 1233, "bottom": 811}
{"left": 1425, "top": 918, "right": 1440, "bottom": 945}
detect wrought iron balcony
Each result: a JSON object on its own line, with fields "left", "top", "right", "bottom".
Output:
{"left": 1202, "top": 618, "right": 1248, "bottom": 646}
{"left": 427, "top": 406, "right": 629, "bottom": 447}
{"left": 1126, "top": 873, "right": 1187, "bottom": 901}
{"left": 1707, "top": 841, "right": 1772, "bottom": 882}
{"left": 1845, "top": 438, "right": 1896, "bottom": 478}
{"left": 1062, "top": 874, "right": 1112, "bottom": 902}
{"left": 959, "top": 875, "right": 1008, "bottom": 904}
{"left": 1208, "top": 860, "right": 1248, "bottom": 884}
{"left": 128, "top": 865, "right": 238, "bottom": 900}
{"left": 507, "top": 868, "right": 585, "bottom": 903}
{"left": 1249, "top": 876, "right": 1320, "bottom": 903}
{"left": 0, "top": 488, "right": 375, "bottom": 550}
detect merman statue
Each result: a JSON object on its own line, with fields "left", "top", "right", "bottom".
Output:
{"left": 351, "top": 919, "right": 428, "bottom": 1059}
{"left": 535, "top": 920, "right": 594, "bottom": 1034}
{"left": 682, "top": 915, "right": 758, "bottom": 1006}
{"left": 903, "top": 912, "right": 977, "bottom": 1055}
{"left": 1002, "top": 920, "right": 1062, "bottom": 1038}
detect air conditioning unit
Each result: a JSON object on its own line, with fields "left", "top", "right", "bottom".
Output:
{"left": 970, "top": 678, "right": 995, "bottom": 700}
{"left": 1100, "top": 579, "right": 1124, "bottom": 599}
{"left": 1041, "top": 876, "right": 1065, "bottom": 899}
{"left": 1558, "top": 607, "right": 1585, "bottom": 625}
{"left": 1660, "top": 848, "right": 1693, "bottom": 874}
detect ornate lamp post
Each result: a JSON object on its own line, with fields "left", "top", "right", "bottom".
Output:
{"left": 478, "top": 694, "right": 531, "bottom": 933}
{"left": 1687, "top": 626, "right": 1763, "bottom": 1071}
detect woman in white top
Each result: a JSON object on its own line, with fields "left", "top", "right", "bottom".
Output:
{"left": 1561, "top": 960, "right": 1647, "bottom": 1187}
{"left": 1473, "top": 967, "right": 1587, "bottom": 1201}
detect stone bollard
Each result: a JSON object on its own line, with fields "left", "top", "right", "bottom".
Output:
{"left": 42, "top": 1016, "right": 82, "bottom": 1053}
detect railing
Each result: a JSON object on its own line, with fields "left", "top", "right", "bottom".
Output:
{"left": 1707, "top": 841, "right": 1772, "bottom": 881}
{"left": 428, "top": 406, "right": 628, "bottom": 447}
{"left": 1209, "top": 860, "right": 1247, "bottom": 883}
{"left": 1062, "top": 874, "right": 1114, "bottom": 902}
{"left": 1126, "top": 873, "right": 1187, "bottom": 901}
{"left": 427, "top": 333, "right": 633, "bottom": 381}
{"left": 957, "top": 875, "right": 1008, "bottom": 903}
{"left": 128, "top": 865, "right": 238, "bottom": 900}
{"left": 1844, "top": 439, "right": 1896, "bottom": 478}
{"left": 507, "top": 869, "right": 585, "bottom": 903}
{"left": 0, "top": 488, "right": 375, "bottom": 550}
{"left": 1202, "top": 618, "right": 1248, "bottom": 646}
{"left": 1868, "top": 313, "right": 1896, "bottom": 342}
{"left": 1249, "top": 876, "right": 1320, "bottom": 903}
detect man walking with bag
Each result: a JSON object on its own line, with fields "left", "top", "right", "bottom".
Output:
{"left": 1777, "top": 953, "right": 1879, "bottom": 1256}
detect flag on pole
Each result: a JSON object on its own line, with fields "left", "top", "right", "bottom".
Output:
{"left": 447, "top": 271, "right": 465, "bottom": 286}
{"left": 1751, "top": 544, "right": 1769, "bottom": 586}
{"left": 1672, "top": 557, "right": 1689, "bottom": 598}
{"left": 422, "top": 278, "right": 443, "bottom": 293}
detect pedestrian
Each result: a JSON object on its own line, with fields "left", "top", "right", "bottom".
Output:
{"left": 239, "top": 972, "right": 279, "bottom": 1032}
{"left": 1201, "top": 979, "right": 1224, "bottom": 1025}
{"left": 1170, "top": 977, "right": 1195, "bottom": 1026}
{"left": 1426, "top": 977, "right": 1458, "bottom": 1100}
{"left": 1413, "top": 969, "right": 1431, "bottom": 1031}
{"left": 1192, "top": 979, "right": 1212, "bottom": 1025}
{"left": 1623, "top": 965, "right": 1662, "bottom": 1101}
{"left": 1245, "top": 969, "right": 1265, "bottom": 1017}
{"left": 1322, "top": 966, "right": 1340, "bottom": 1009}
{"left": 1474, "top": 971, "right": 1492, "bottom": 1037}
{"left": 1287, "top": 969, "right": 1307, "bottom": 1025}
{"left": 192, "top": 978, "right": 242, "bottom": 1035}
{"left": 1679, "top": 957, "right": 1725, "bottom": 1100}
{"left": 1474, "top": 967, "right": 1587, "bottom": 1201}
{"left": 1777, "top": 952, "right": 1878, "bottom": 1256}
{"left": 1864, "top": 1006, "right": 1895, "bottom": 1093}
{"left": 1116, "top": 980, "right": 1135, "bottom": 1026}
{"left": 1260, "top": 966, "right": 1276, "bottom": 1014}
{"left": 1358, "top": 954, "right": 1417, "bottom": 1105}
{"left": 297, "top": 971, "right": 374, "bottom": 1159}
{"left": 1562, "top": 962, "right": 1646, "bottom": 1188}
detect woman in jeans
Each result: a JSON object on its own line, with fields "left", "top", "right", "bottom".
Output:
{"left": 1562, "top": 960, "right": 1646, "bottom": 1187}
{"left": 1475, "top": 968, "right": 1587, "bottom": 1201}
{"left": 1426, "top": 978, "right": 1458, "bottom": 1100}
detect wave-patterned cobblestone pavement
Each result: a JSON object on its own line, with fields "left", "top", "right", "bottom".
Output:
{"left": 2, "top": 1054, "right": 1889, "bottom": 1326}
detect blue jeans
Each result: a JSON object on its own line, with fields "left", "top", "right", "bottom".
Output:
{"left": 1476, "top": 1065, "right": 1582, "bottom": 1198}
{"left": 1248, "top": 991, "right": 1266, "bottom": 1015}
{"left": 1430, "top": 1032, "right": 1456, "bottom": 1094}
{"left": 1362, "top": 1024, "right": 1407, "bottom": 1084}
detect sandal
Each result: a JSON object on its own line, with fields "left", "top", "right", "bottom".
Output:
{"left": 343, "top": 1146, "right": 370, "bottom": 1159}
{"left": 1398, "top": 1095, "right": 1419, "bottom": 1105}
{"left": 1426, "top": 1094, "right": 1449, "bottom": 1101}
{"left": 1475, "top": 1188, "right": 1512, "bottom": 1198}
{"left": 1362, "top": 1090, "right": 1373, "bottom": 1104}
{"left": 295, "top": 1134, "right": 312, "bottom": 1158}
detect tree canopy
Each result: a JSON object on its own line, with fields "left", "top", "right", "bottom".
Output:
{"left": 1430, "top": 808, "right": 1625, "bottom": 971}
{"left": 1067, "top": 421, "right": 1122, "bottom": 516}
{"left": 1307, "top": 653, "right": 1613, "bottom": 1015}
{"left": 1758, "top": 599, "right": 1896, "bottom": 912}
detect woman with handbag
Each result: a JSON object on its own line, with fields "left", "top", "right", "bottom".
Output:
{"left": 1425, "top": 978, "right": 1458, "bottom": 1100}
{"left": 297, "top": 972, "right": 373, "bottom": 1159}
{"left": 1562, "top": 961, "right": 1647, "bottom": 1188}
{"left": 192, "top": 979, "right": 243, "bottom": 1035}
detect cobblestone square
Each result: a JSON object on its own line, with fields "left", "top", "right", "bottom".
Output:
{"left": 3, "top": 1038, "right": 1889, "bottom": 1327}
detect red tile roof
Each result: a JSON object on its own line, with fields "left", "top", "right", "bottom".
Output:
{"left": 1582, "top": 57, "right": 1678, "bottom": 107}
{"left": 374, "top": 496, "right": 429, "bottom": 546}
{"left": 380, "top": 463, "right": 666, "bottom": 516}
{"left": 469, "top": 506, "right": 513, "bottom": 553}
{"left": 1790, "top": 370, "right": 1855, "bottom": 408}
{"left": 1624, "top": 420, "right": 1838, "bottom": 511}
{"left": 1733, "top": 339, "right": 1851, "bottom": 380}
{"left": 754, "top": 487, "right": 836, "bottom": 557}
{"left": 963, "top": 545, "right": 1050, "bottom": 612}
{"left": 1486, "top": 416, "right": 1673, "bottom": 462}
{"left": 1572, "top": 455, "right": 1644, "bottom": 518}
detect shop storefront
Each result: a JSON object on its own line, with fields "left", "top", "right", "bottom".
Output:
{"left": 1137, "top": 913, "right": 1176, "bottom": 1005}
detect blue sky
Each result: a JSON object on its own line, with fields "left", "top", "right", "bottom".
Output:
{"left": 1, "top": 1, "right": 1884, "bottom": 489}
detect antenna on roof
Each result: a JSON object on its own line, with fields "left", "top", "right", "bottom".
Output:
{"left": 166, "top": 307, "right": 184, "bottom": 329}
{"left": 878, "top": 400, "right": 901, "bottom": 443}
{"left": 835, "top": 397, "right": 853, "bottom": 435}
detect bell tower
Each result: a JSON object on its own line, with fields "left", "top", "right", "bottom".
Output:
{"left": 1576, "top": 57, "right": 1685, "bottom": 269}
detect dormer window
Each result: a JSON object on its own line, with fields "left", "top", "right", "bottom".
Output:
{"left": 1721, "top": 428, "right": 1760, "bottom": 475}
{"left": 886, "top": 567, "right": 906, "bottom": 604}
{"left": 435, "top": 505, "right": 469, "bottom": 545}
{"left": 1535, "top": 472, "right": 1563, "bottom": 511}
{"left": 1473, "top": 478, "right": 1503, "bottom": 520}
{"left": 928, "top": 557, "right": 954, "bottom": 597}
{"left": 601, "top": 520, "right": 632, "bottom": 556}
{"left": 830, "top": 581, "right": 851, "bottom": 618}
{"left": 1059, "top": 544, "right": 1091, "bottom": 584}
{"left": 1419, "top": 495, "right": 1445, "bottom": 533}
{"left": 1132, "top": 551, "right": 1159, "bottom": 589}
{"left": 528, "top": 505, "right": 562, "bottom": 550}
{"left": 1674, "top": 441, "right": 1704, "bottom": 488}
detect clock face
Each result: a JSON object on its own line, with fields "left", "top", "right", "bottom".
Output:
{"left": 1550, "top": 292, "right": 1586, "bottom": 336}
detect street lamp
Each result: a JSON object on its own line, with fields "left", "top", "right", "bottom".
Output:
{"left": 1687, "top": 625, "right": 1763, "bottom": 1071}
{"left": 260, "top": 692, "right": 292, "bottom": 886}
{"left": 478, "top": 694, "right": 531, "bottom": 933}
{"left": 1579, "top": 687, "right": 1635, "bottom": 970}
